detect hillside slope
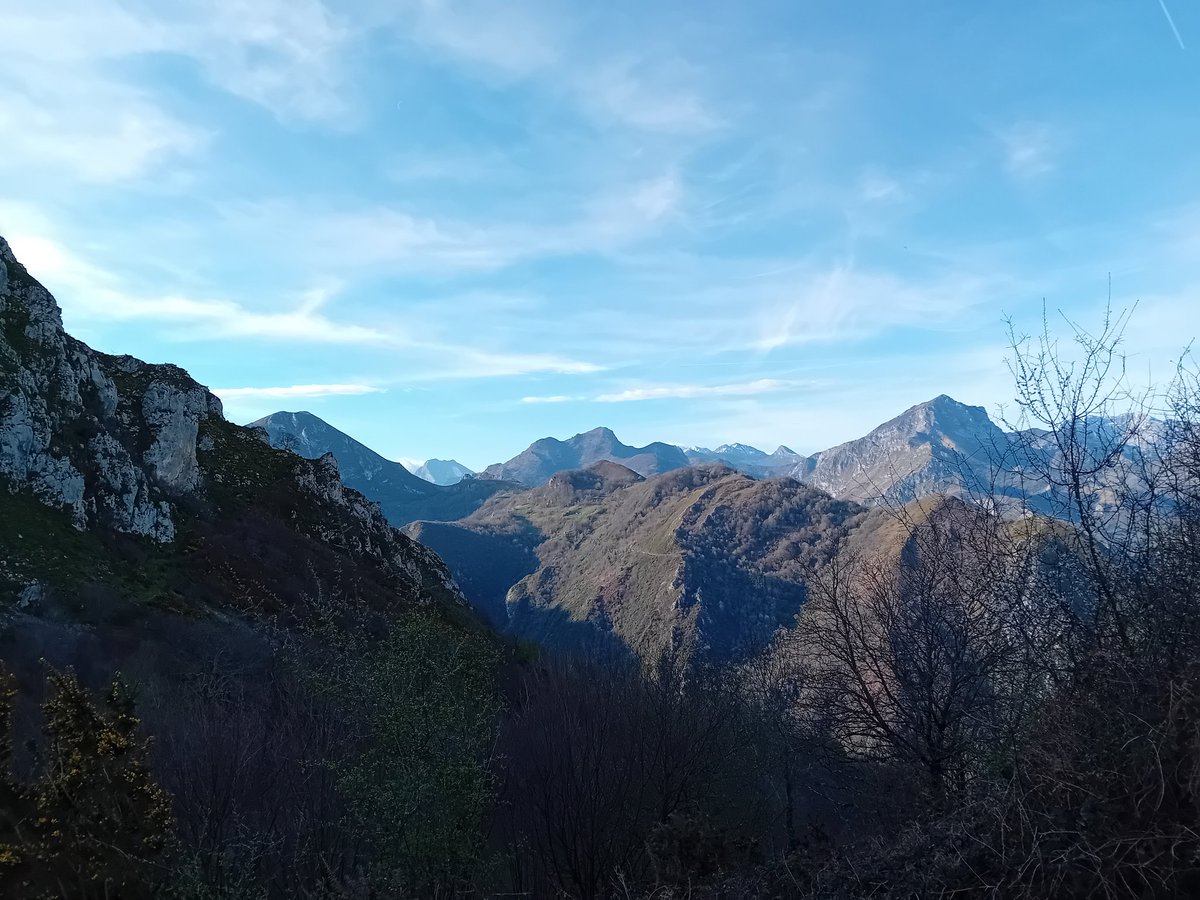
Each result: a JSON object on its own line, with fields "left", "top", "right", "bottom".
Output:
{"left": 408, "top": 462, "right": 866, "bottom": 660}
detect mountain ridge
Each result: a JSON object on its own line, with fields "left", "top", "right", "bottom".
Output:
{"left": 253, "top": 394, "right": 1055, "bottom": 524}
{"left": 253, "top": 410, "right": 519, "bottom": 526}
{"left": 480, "top": 425, "right": 690, "bottom": 486}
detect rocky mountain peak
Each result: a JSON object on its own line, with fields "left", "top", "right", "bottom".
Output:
{"left": 912, "top": 394, "right": 991, "bottom": 427}
{"left": 409, "top": 458, "right": 474, "bottom": 486}
{"left": 482, "top": 426, "right": 689, "bottom": 486}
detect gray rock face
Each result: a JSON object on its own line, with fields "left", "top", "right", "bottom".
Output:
{"left": 0, "top": 236, "right": 222, "bottom": 541}
{"left": 0, "top": 233, "right": 470, "bottom": 626}
{"left": 142, "top": 379, "right": 214, "bottom": 494}
{"left": 17, "top": 581, "right": 46, "bottom": 609}
{"left": 781, "top": 395, "right": 1049, "bottom": 508}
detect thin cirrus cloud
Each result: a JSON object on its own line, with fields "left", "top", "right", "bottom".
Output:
{"left": 225, "top": 170, "right": 688, "bottom": 280}
{"left": 4, "top": 230, "right": 392, "bottom": 346}
{"left": 3, "top": 227, "right": 606, "bottom": 380}
{"left": 212, "top": 383, "right": 384, "bottom": 401}
{"left": 386, "top": 0, "right": 719, "bottom": 136}
{"left": 520, "top": 394, "right": 582, "bottom": 404}
{"left": 0, "top": 0, "right": 355, "bottom": 195}
{"left": 596, "top": 378, "right": 802, "bottom": 403}
{"left": 997, "top": 121, "right": 1061, "bottom": 180}
{"left": 519, "top": 379, "right": 803, "bottom": 405}
{"left": 754, "top": 263, "right": 1011, "bottom": 353}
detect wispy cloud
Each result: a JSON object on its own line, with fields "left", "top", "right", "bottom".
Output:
{"left": 0, "top": 0, "right": 361, "bottom": 202}
{"left": 390, "top": 0, "right": 565, "bottom": 77}
{"left": 596, "top": 378, "right": 802, "bottom": 403}
{"left": 213, "top": 383, "right": 384, "bottom": 401}
{"left": 0, "top": 84, "right": 208, "bottom": 184}
{"left": 428, "top": 352, "right": 602, "bottom": 380}
{"left": 3, "top": 231, "right": 393, "bottom": 345}
{"left": 383, "top": 0, "right": 718, "bottom": 135}
{"left": 998, "top": 122, "right": 1061, "bottom": 179}
{"left": 753, "top": 262, "right": 1008, "bottom": 352}
{"left": 228, "top": 170, "right": 687, "bottom": 277}
{"left": 3, "top": 226, "right": 606, "bottom": 377}
{"left": 183, "top": 0, "right": 353, "bottom": 123}
{"left": 520, "top": 394, "right": 581, "bottom": 404}
{"left": 576, "top": 60, "right": 719, "bottom": 134}
{"left": 857, "top": 170, "right": 908, "bottom": 204}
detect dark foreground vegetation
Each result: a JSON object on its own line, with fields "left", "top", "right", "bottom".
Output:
{"left": 4, "top": 312, "right": 1200, "bottom": 898}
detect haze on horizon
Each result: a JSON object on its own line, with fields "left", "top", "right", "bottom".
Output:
{"left": 1, "top": 1, "right": 1196, "bottom": 470}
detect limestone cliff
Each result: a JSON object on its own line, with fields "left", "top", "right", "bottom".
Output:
{"left": 0, "top": 234, "right": 459, "bottom": 615}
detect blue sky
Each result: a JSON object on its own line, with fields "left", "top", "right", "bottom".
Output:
{"left": 1, "top": 1, "right": 1197, "bottom": 470}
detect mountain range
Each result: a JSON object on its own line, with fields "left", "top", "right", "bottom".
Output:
{"left": 252, "top": 411, "right": 518, "bottom": 526}
{"left": 256, "top": 394, "right": 1066, "bottom": 518}
{"left": 684, "top": 443, "right": 805, "bottom": 478}
{"left": 244, "top": 397, "right": 1119, "bottom": 659}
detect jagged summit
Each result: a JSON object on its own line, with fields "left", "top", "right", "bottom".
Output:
{"left": 481, "top": 426, "right": 689, "bottom": 486}
{"left": 782, "top": 394, "right": 1019, "bottom": 505}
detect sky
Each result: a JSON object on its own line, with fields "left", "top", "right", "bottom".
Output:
{"left": 1, "top": 1, "right": 1197, "bottom": 471}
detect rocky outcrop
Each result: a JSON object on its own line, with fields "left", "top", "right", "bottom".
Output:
{"left": 0, "top": 238, "right": 221, "bottom": 540}
{"left": 783, "top": 394, "right": 1043, "bottom": 508}
{"left": 0, "top": 234, "right": 462, "bottom": 609}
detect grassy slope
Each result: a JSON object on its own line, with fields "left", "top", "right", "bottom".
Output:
{"left": 412, "top": 464, "right": 868, "bottom": 660}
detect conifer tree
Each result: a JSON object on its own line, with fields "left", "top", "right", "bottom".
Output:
{"left": 0, "top": 667, "right": 173, "bottom": 898}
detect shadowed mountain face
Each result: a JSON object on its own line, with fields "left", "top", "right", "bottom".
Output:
{"left": 406, "top": 462, "right": 866, "bottom": 661}
{"left": 480, "top": 426, "right": 690, "bottom": 486}
{"left": 253, "top": 411, "right": 519, "bottom": 526}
